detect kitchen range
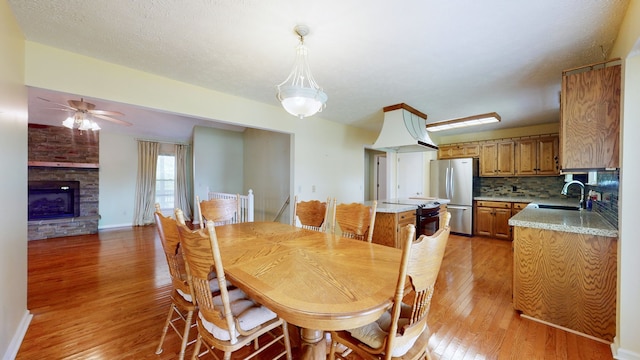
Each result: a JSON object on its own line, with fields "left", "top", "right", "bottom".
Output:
{"left": 382, "top": 199, "right": 442, "bottom": 237}
{"left": 366, "top": 198, "right": 448, "bottom": 248}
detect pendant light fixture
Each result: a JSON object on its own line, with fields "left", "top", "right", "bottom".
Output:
{"left": 276, "top": 25, "right": 328, "bottom": 119}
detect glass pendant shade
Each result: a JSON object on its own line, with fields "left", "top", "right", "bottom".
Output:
{"left": 62, "top": 112, "right": 101, "bottom": 131}
{"left": 276, "top": 27, "right": 327, "bottom": 119}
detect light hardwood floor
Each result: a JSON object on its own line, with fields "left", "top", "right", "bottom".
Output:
{"left": 17, "top": 225, "right": 613, "bottom": 359}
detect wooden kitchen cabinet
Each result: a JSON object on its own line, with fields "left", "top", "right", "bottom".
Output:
{"left": 511, "top": 202, "right": 529, "bottom": 216}
{"left": 438, "top": 143, "right": 480, "bottom": 159}
{"left": 515, "top": 136, "right": 559, "bottom": 176}
{"left": 480, "top": 140, "right": 515, "bottom": 176}
{"left": 560, "top": 62, "right": 620, "bottom": 170}
{"left": 474, "top": 201, "right": 512, "bottom": 240}
{"left": 513, "top": 226, "right": 617, "bottom": 341}
{"left": 372, "top": 210, "right": 415, "bottom": 248}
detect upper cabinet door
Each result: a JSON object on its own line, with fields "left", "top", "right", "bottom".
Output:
{"left": 561, "top": 64, "right": 620, "bottom": 170}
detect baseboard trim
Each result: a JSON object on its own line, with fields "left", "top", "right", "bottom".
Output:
{"left": 2, "top": 310, "right": 32, "bottom": 360}
{"left": 612, "top": 341, "right": 640, "bottom": 360}
{"left": 520, "top": 314, "right": 611, "bottom": 344}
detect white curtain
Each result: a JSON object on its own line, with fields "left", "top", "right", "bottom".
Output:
{"left": 175, "top": 144, "right": 193, "bottom": 221}
{"left": 133, "top": 140, "right": 159, "bottom": 226}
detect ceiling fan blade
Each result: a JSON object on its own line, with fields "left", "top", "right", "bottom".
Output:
{"left": 93, "top": 114, "right": 132, "bottom": 126}
{"left": 37, "top": 97, "right": 77, "bottom": 111}
{"left": 89, "top": 109, "right": 124, "bottom": 117}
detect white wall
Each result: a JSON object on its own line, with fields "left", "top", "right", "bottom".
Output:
{"left": 98, "top": 132, "right": 138, "bottom": 228}
{"left": 0, "top": 2, "right": 30, "bottom": 359}
{"left": 244, "top": 128, "right": 291, "bottom": 223}
{"left": 193, "top": 126, "right": 245, "bottom": 203}
{"left": 610, "top": 0, "right": 640, "bottom": 358}
{"left": 617, "top": 54, "right": 640, "bottom": 360}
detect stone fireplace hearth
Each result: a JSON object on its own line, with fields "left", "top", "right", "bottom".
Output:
{"left": 28, "top": 124, "right": 100, "bottom": 240}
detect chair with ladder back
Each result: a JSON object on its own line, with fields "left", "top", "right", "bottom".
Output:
{"left": 292, "top": 195, "right": 331, "bottom": 232}
{"left": 154, "top": 204, "right": 223, "bottom": 360}
{"left": 196, "top": 195, "right": 241, "bottom": 229}
{"left": 332, "top": 200, "right": 377, "bottom": 242}
{"left": 177, "top": 220, "right": 293, "bottom": 360}
{"left": 329, "top": 212, "right": 451, "bottom": 360}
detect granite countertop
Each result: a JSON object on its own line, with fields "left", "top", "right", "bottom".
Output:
{"left": 363, "top": 198, "right": 450, "bottom": 214}
{"left": 509, "top": 207, "right": 618, "bottom": 237}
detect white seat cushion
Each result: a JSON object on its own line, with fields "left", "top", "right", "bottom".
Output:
{"left": 176, "top": 278, "right": 224, "bottom": 302}
{"left": 347, "top": 309, "right": 425, "bottom": 357}
{"left": 198, "top": 289, "right": 278, "bottom": 344}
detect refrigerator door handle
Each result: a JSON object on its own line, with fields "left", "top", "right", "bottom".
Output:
{"left": 447, "top": 205, "right": 468, "bottom": 210}
{"left": 445, "top": 167, "right": 450, "bottom": 199}
{"left": 450, "top": 167, "right": 455, "bottom": 199}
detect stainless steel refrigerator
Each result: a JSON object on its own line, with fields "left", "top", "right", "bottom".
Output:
{"left": 429, "top": 158, "right": 477, "bottom": 235}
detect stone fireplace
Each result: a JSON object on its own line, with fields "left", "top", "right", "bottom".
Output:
{"left": 28, "top": 124, "right": 100, "bottom": 240}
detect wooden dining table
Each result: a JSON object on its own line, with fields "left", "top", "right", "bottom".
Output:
{"left": 212, "top": 221, "right": 403, "bottom": 360}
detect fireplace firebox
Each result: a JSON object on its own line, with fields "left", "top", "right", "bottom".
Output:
{"left": 28, "top": 181, "right": 80, "bottom": 220}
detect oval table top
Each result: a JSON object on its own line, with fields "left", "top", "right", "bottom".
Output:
{"left": 213, "top": 221, "right": 402, "bottom": 331}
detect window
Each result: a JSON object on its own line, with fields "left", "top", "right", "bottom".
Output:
{"left": 156, "top": 155, "right": 175, "bottom": 212}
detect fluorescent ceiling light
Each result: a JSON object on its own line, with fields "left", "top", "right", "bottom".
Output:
{"left": 426, "top": 112, "right": 501, "bottom": 132}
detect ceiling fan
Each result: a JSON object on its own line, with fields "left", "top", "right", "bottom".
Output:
{"left": 38, "top": 97, "right": 132, "bottom": 130}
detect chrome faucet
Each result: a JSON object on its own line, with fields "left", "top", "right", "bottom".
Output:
{"left": 561, "top": 180, "right": 585, "bottom": 209}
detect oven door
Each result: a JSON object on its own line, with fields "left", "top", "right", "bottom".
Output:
{"left": 416, "top": 208, "right": 440, "bottom": 237}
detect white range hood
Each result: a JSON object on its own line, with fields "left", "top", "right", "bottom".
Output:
{"left": 371, "top": 103, "right": 438, "bottom": 152}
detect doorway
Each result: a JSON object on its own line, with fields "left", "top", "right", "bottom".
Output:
{"left": 375, "top": 154, "right": 387, "bottom": 200}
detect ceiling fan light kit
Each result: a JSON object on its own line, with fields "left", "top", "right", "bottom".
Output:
{"left": 426, "top": 112, "right": 501, "bottom": 132}
{"left": 38, "top": 97, "right": 131, "bottom": 130}
{"left": 62, "top": 113, "right": 101, "bottom": 131}
{"left": 276, "top": 25, "right": 327, "bottom": 119}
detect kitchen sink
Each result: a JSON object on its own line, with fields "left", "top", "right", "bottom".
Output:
{"left": 535, "top": 204, "right": 581, "bottom": 211}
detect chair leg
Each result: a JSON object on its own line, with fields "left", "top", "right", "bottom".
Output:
{"left": 155, "top": 304, "right": 174, "bottom": 354}
{"left": 178, "top": 309, "right": 194, "bottom": 360}
{"left": 328, "top": 339, "right": 337, "bottom": 360}
{"left": 282, "top": 321, "right": 293, "bottom": 360}
{"left": 191, "top": 335, "right": 202, "bottom": 360}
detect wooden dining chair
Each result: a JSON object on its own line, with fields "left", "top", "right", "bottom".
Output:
{"left": 332, "top": 200, "right": 377, "bottom": 242}
{"left": 153, "top": 204, "right": 200, "bottom": 360}
{"left": 196, "top": 194, "right": 241, "bottom": 229}
{"left": 329, "top": 213, "right": 451, "bottom": 360}
{"left": 292, "top": 195, "right": 330, "bottom": 232}
{"left": 176, "top": 220, "right": 293, "bottom": 360}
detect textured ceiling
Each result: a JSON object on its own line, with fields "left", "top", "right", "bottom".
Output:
{"left": 8, "top": 0, "right": 630, "bottom": 141}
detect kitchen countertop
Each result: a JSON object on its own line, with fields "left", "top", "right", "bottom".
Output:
{"left": 363, "top": 198, "right": 450, "bottom": 214}
{"left": 474, "top": 195, "right": 580, "bottom": 208}
{"left": 509, "top": 207, "right": 618, "bottom": 237}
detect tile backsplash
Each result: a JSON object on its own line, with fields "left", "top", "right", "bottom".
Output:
{"left": 476, "top": 171, "right": 619, "bottom": 228}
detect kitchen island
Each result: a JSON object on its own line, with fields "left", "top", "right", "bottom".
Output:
{"left": 509, "top": 207, "right": 617, "bottom": 342}
{"left": 363, "top": 198, "right": 449, "bottom": 248}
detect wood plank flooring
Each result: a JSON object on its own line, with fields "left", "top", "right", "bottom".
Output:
{"left": 17, "top": 225, "right": 614, "bottom": 359}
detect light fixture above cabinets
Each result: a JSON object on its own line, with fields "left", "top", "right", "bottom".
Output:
{"left": 426, "top": 112, "right": 501, "bottom": 132}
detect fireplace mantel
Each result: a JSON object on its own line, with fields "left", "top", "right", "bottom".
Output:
{"left": 28, "top": 161, "right": 99, "bottom": 169}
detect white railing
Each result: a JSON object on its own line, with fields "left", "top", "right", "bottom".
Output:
{"left": 207, "top": 188, "right": 254, "bottom": 222}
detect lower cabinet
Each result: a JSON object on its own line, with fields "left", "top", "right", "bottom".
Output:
{"left": 372, "top": 210, "right": 415, "bottom": 248}
{"left": 511, "top": 202, "right": 529, "bottom": 216}
{"left": 474, "top": 201, "right": 512, "bottom": 240}
{"left": 513, "top": 226, "right": 617, "bottom": 341}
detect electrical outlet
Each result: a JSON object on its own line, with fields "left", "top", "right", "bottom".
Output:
{"left": 312, "top": 185, "right": 316, "bottom": 193}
